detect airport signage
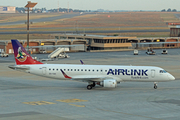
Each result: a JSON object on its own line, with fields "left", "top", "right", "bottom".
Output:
{"left": 0, "top": 7, "right": 7, "bottom": 11}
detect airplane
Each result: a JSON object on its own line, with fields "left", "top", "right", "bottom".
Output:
{"left": 9, "top": 40, "right": 175, "bottom": 90}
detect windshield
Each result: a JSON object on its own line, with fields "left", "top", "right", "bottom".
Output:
{"left": 160, "top": 70, "right": 167, "bottom": 73}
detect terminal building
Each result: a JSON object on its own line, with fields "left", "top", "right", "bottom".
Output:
{"left": 0, "top": 34, "right": 180, "bottom": 54}
{"left": 52, "top": 34, "right": 137, "bottom": 51}
{"left": 51, "top": 34, "right": 180, "bottom": 51}
{"left": 168, "top": 23, "right": 180, "bottom": 37}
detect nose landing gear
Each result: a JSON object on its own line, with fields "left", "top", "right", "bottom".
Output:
{"left": 154, "top": 82, "right": 157, "bottom": 89}
{"left": 87, "top": 85, "right": 93, "bottom": 90}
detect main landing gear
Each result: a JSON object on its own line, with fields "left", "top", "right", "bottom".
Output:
{"left": 87, "top": 82, "right": 96, "bottom": 90}
{"left": 154, "top": 82, "right": 157, "bottom": 89}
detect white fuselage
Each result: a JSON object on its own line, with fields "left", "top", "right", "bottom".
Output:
{"left": 23, "top": 64, "right": 175, "bottom": 82}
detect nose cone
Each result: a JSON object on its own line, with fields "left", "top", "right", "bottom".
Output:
{"left": 168, "top": 74, "right": 175, "bottom": 80}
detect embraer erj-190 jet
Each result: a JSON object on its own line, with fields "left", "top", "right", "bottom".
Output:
{"left": 9, "top": 40, "right": 175, "bottom": 90}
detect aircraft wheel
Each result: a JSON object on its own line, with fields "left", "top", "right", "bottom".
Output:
{"left": 154, "top": 84, "right": 157, "bottom": 89}
{"left": 87, "top": 85, "right": 92, "bottom": 90}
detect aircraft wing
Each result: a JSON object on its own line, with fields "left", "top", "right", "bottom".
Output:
{"left": 60, "top": 69, "right": 122, "bottom": 82}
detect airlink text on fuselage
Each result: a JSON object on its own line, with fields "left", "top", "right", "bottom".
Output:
{"left": 107, "top": 69, "right": 149, "bottom": 79}
{"left": 107, "top": 69, "right": 148, "bottom": 76}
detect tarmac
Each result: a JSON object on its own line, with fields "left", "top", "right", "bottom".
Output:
{"left": 0, "top": 49, "right": 180, "bottom": 120}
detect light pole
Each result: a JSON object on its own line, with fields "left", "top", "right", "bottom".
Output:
{"left": 25, "top": 1, "right": 37, "bottom": 53}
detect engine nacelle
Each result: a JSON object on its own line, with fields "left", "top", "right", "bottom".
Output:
{"left": 99, "top": 79, "right": 117, "bottom": 88}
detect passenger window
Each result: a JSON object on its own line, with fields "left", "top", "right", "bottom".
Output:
{"left": 64, "top": 69, "right": 66, "bottom": 71}
{"left": 89, "top": 69, "right": 90, "bottom": 71}
{"left": 81, "top": 69, "right": 83, "bottom": 71}
{"left": 77, "top": 69, "right": 79, "bottom": 71}
{"left": 85, "top": 69, "right": 87, "bottom": 71}
{"left": 74, "top": 69, "right": 76, "bottom": 71}
{"left": 105, "top": 70, "right": 107, "bottom": 72}
{"left": 71, "top": 69, "right": 73, "bottom": 71}
{"left": 68, "top": 69, "right": 69, "bottom": 71}
{"left": 97, "top": 70, "right": 98, "bottom": 72}
{"left": 56, "top": 69, "right": 58, "bottom": 71}
{"left": 49, "top": 69, "right": 51, "bottom": 71}
{"left": 53, "top": 69, "right": 55, "bottom": 71}
{"left": 92, "top": 70, "right": 94, "bottom": 72}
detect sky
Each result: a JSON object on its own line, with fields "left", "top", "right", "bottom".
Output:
{"left": 1, "top": 0, "right": 180, "bottom": 11}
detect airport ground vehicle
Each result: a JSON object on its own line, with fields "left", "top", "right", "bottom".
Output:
{"left": 39, "top": 50, "right": 47, "bottom": 53}
{"left": 9, "top": 40, "right": 175, "bottom": 90}
{"left": 161, "top": 49, "right": 168, "bottom": 54}
{"left": 48, "top": 47, "right": 69, "bottom": 59}
{"left": 0, "top": 52, "right": 9, "bottom": 57}
{"left": 146, "top": 47, "right": 156, "bottom": 55}
{"left": 133, "top": 49, "right": 138, "bottom": 55}
{"left": 57, "top": 53, "right": 69, "bottom": 58}
{"left": 38, "top": 48, "right": 70, "bottom": 61}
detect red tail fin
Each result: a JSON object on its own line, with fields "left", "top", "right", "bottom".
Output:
{"left": 11, "top": 39, "right": 43, "bottom": 65}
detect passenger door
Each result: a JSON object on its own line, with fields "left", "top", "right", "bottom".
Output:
{"left": 151, "top": 69, "right": 155, "bottom": 78}
{"left": 42, "top": 67, "right": 46, "bottom": 75}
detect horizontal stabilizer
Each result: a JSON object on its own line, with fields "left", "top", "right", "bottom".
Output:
{"left": 8, "top": 65, "right": 30, "bottom": 70}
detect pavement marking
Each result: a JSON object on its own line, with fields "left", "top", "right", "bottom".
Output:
{"left": 56, "top": 99, "right": 87, "bottom": 108}
{"left": 69, "top": 104, "right": 85, "bottom": 107}
{"left": 56, "top": 98, "right": 88, "bottom": 103}
{"left": 22, "top": 101, "right": 56, "bottom": 105}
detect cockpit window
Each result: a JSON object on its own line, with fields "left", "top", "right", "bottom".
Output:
{"left": 160, "top": 70, "right": 167, "bottom": 73}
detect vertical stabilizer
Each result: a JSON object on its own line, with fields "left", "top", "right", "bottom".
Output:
{"left": 11, "top": 39, "right": 43, "bottom": 65}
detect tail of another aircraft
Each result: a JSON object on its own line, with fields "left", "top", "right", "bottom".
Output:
{"left": 11, "top": 39, "right": 43, "bottom": 65}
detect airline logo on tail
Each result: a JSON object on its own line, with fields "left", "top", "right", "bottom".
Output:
{"left": 16, "top": 47, "right": 27, "bottom": 62}
{"left": 11, "top": 39, "right": 43, "bottom": 65}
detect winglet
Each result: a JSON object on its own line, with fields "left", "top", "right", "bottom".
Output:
{"left": 60, "top": 69, "right": 72, "bottom": 79}
{"left": 80, "top": 60, "right": 84, "bottom": 65}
